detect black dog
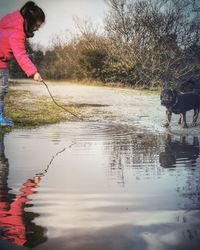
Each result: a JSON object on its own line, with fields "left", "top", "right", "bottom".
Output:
{"left": 160, "top": 89, "right": 200, "bottom": 128}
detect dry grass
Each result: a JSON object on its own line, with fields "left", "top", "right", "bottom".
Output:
{"left": 4, "top": 88, "right": 87, "bottom": 128}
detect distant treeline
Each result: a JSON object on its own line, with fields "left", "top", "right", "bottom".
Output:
{"left": 10, "top": 0, "right": 200, "bottom": 88}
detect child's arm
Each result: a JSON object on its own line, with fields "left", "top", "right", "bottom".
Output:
{"left": 9, "top": 30, "right": 38, "bottom": 78}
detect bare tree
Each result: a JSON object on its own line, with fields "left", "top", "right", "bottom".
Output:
{"left": 104, "top": 0, "right": 200, "bottom": 87}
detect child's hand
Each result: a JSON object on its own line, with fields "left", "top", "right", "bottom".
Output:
{"left": 33, "top": 72, "right": 43, "bottom": 82}
{"left": 34, "top": 175, "right": 41, "bottom": 184}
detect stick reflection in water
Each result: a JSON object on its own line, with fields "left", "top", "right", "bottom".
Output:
{"left": 0, "top": 132, "right": 74, "bottom": 247}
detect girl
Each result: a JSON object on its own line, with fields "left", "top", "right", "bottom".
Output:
{"left": 0, "top": 1, "right": 45, "bottom": 126}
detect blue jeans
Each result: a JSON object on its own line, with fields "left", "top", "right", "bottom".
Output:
{"left": 0, "top": 68, "right": 9, "bottom": 113}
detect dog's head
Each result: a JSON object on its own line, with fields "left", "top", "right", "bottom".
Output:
{"left": 160, "top": 88, "right": 178, "bottom": 107}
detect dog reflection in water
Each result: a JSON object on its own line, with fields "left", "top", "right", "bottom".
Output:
{"left": 159, "top": 135, "right": 199, "bottom": 168}
{"left": 0, "top": 133, "right": 47, "bottom": 247}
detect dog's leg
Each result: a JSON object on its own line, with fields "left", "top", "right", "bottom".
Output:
{"left": 180, "top": 136, "right": 186, "bottom": 144}
{"left": 180, "top": 112, "right": 187, "bottom": 128}
{"left": 192, "top": 108, "right": 199, "bottom": 126}
{"left": 193, "top": 137, "right": 199, "bottom": 146}
{"left": 163, "top": 110, "right": 172, "bottom": 127}
{"left": 178, "top": 115, "right": 182, "bottom": 125}
{"left": 165, "top": 133, "right": 171, "bottom": 143}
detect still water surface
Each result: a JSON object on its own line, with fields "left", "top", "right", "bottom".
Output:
{"left": 0, "top": 122, "right": 200, "bottom": 250}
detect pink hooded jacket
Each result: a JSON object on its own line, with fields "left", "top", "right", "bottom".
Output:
{"left": 0, "top": 10, "right": 37, "bottom": 77}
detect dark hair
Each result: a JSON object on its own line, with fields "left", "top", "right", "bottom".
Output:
{"left": 20, "top": 1, "right": 45, "bottom": 38}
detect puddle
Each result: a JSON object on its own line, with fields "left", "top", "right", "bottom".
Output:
{"left": 0, "top": 122, "right": 200, "bottom": 249}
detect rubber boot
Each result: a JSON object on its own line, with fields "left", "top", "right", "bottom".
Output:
{"left": 0, "top": 102, "right": 14, "bottom": 126}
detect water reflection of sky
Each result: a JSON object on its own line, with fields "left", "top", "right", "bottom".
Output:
{"left": 0, "top": 122, "right": 200, "bottom": 249}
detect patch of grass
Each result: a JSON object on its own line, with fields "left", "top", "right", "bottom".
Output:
{"left": 4, "top": 88, "right": 87, "bottom": 128}
{"left": 0, "top": 127, "right": 12, "bottom": 134}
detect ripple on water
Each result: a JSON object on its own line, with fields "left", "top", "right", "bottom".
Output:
{"left": 1, "top": 122, "right": 200, "bottom": 250}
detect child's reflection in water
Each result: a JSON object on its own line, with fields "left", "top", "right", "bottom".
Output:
{"left": 0, "top": 133, "right": 46, "bottom": 247}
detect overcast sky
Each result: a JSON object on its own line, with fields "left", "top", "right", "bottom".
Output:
{"left": 0, "top": 0, "right": 108, "bottom": 47}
